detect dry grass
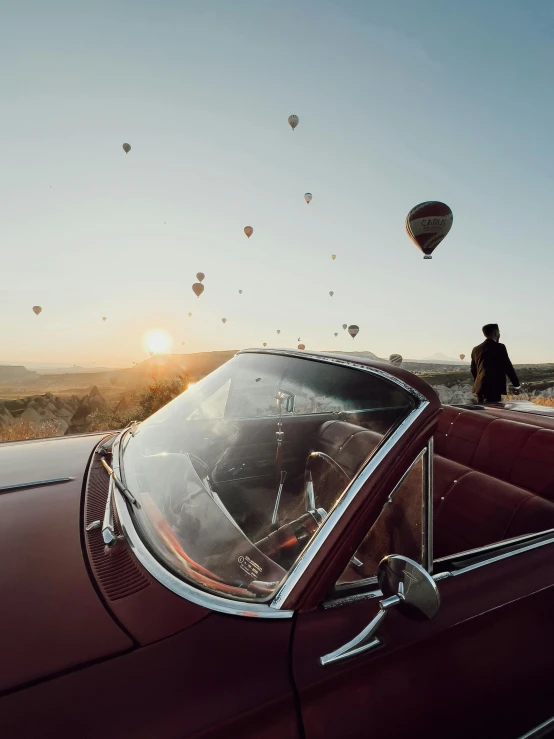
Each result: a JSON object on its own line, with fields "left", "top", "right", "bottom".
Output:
{"left": 532, "top": 397, "right": 554, "bottom": 407}
{"left": 0, "top": 418, "right": 67, "bottom": 443}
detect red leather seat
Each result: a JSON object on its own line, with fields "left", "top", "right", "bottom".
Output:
{"left": 434, "top": 407, "right": 554, "bottom": 558}
{"left": 314, "top": 421, "right": 383, "bottom": 478}
{"left": 511, "top": 430, "right": 554, "bottom": 500}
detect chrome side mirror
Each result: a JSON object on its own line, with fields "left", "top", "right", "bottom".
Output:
{"left": 320, "top": 555, "right": 440, "bottom": 667}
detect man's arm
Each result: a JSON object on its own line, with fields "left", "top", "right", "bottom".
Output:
{"left": 470, "top": 351, "right": 477, "bottom": 380}
{"left": 501, "top": 344, "right": 520, "bottom": 387}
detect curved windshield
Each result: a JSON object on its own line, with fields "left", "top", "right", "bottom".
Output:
{"left": 122, "top": 352, "right": 416, "bottom": 602}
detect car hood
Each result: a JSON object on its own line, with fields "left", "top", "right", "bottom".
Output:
{"left": 0, "top": 433, "right": 133, "bottom": 694}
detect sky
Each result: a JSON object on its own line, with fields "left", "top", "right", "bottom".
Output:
{"left": 1, "top": 0, "right": 553, "bottom": 366}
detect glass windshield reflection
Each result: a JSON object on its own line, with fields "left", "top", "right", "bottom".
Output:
{"left": 122, "top": 352, "right": 416, "bottom": 601}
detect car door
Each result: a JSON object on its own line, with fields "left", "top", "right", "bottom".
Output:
{"left": 291, "top": 439, "right": 554, "bottom": 739}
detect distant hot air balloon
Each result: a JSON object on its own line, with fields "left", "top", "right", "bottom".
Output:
{"left": 244, "top": 226, "right": 253, "bottom": 238}
{"left": 460, "top": 353, "right": 465, "bottom": 361}
{"left": 276, "top": 329, "right": 281, "bottom": 334}
{"left": 188, "top": 312, "right": 192, "bottom": 317}
{"left": 192, "top": 283, "right": 204, "bottom": 298}
{"left": 389, "top": 354, "right": 403, "bottom": 367}
{"left": 348, "top": 325, "right": 359, "bottom": 339}
{"left": 32, "top": 306, "right": 42, "bottom": 316}
{"left": 196, "top": 272, "right": 205, "bottom": 282}
{"left": 334, "top": 333, "right": 338, "bottom": 337}
{"left": 122, "top": 143, "right": 131, "bottom": 154}
{"left": 102, "top": 316, "right": 107, "bottom": 322}
{"left": 297, "top": 337, "right": 301, "bottom": 342}
{"left": 221, "top": 318, "right": 227, "bottom": 324}
{"left": 331, "top": 254, "right": 336, "bottom": 260}
{"left": 342, "top": 324, "right": 347, "bottom": 330}
{"left": 298, "top": 344, "right": 306, "bottom": 350}
{"left": 304, "top": 193, "right": 312, "bottom": 204}
{"left": 263, "top": 343, "right": 267, "bottom": 347}
{"left": 329, "top": 291, "right": 334, "bottom": 297}
{"left": 288, "top": 115, "right": 299, "bottom": 131}
{"left": 405, "top": 201, "right": 453, "bottom": 259}
{"left": 238, "top": 290, "right": 242, "bottom": 294}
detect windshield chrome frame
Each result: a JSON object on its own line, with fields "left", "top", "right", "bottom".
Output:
{"left": 117, "top": 349, "right": 429, "bottom": 618}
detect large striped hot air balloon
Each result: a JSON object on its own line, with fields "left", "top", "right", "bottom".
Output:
{"left": 348, "top": 325, "right": 359, "bottom": 339}
{"left": 405, "top": 201, "right": 453, "bottom": 259}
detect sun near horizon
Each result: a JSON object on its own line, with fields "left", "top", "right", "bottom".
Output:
{"left": 144, "top": 330, "right": 173, "bottom": 355}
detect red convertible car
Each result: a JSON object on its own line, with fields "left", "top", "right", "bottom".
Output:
{"left": 2, "top": 349, "right": 554, "bottom": 739}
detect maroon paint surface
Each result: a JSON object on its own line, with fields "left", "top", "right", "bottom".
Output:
{"left": 294, "top": 543, "right": 554, "bottom": 739}
{"left": 0, "top": 434, "right": 132, "bottom": 692}
{"left": 0, "top": 614, "right": 297, "bottom": 739}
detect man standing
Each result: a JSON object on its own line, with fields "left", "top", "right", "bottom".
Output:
{"left": 471, "top": 324, "right": 521, "bottom": 403}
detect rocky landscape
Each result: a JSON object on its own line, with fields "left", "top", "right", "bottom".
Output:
{"left": 1, "top": 352, "right": 554, "bottom": 442}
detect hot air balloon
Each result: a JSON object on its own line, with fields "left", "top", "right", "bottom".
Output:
{"left": 238, "top": 290, "right": 242, "bottom": 295}
{"left": 348, "top": 325, "right": 359, "bottom": 339}
{"left": 342, "top": 324, "right": 347, "bottom": 330}
{"left": 389, "top": 354, "right": 403, "bottom": 367}
{"left": 196, "top": 272, "right": 205, "bottom": 282}
{"left": 297, "top": 337, "right": 301, "bottom": 342}
{"left": 331, "top": 254, "right": 336, "bottom": 260}
{"left": 122, "top": 143, "right": 131, "bottom": 154}
{"left": 192, "top": 283, "right": 204, "bottom": 298}
{"left": 304, "top": 193, "right": 312, "bottom": 204}
{"left": 188, "top": 312, "right": 192, "bottom": 317}
{"left": 460, "top": 353, "right": 465, "bottom": 361}
{"left": 221, "top": 318, "right": 227, "bottom": 324}
{"left": 405, "top": 201, "right": 453, "bottom": 259}
{"left": 298, "top": 344, "right": 306, "bottom": 350}
{"left": 244, "top": 226, "right": 253, "bottom": 238}
{"left": 263, "top": 343, "right": 267, "bottom": 347}
{"left": 102, "top": 316, "right": 107, "bottom": 322}
{"left": 32, "top": 306, "right": 42, "bottom": 316}
{"left": 276, "top": 329, "right": 281, "bottom": 334}
{"left": 334, "top": 333, "right": 338, "bottom": 337}
{"left": 329, "top": 291, "right": 334, "bottom": 297}
{"left": 288, "top": 115, "right": 299, "bottom": 131}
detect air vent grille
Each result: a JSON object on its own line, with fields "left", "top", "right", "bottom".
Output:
{"left": 85, "top": 449, "right": 149, "bottom": 601}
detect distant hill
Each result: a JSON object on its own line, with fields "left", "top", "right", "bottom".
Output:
{"left": 0, "top": 365, "right": 39, "bottom": 386}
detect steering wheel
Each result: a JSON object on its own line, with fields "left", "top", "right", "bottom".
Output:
{"left": 304, "top": 452, "right": 351, "bottom": 516}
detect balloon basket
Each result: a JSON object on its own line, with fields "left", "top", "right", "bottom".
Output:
{"left": 423, "top": 255, "right": 432, "bottom": 259}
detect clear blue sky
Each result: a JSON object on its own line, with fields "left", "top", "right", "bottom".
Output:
{"left": 1, "top": 0, "right": 553, "bottom": 366}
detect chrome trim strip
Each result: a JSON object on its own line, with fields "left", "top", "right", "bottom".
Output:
{"left": 270, "top": 401, "right": 430, "bottom": 610}
{"left": 0, "top": 477, "right": 75, "bottom": 493}
{"left": 113, "top": 486, "right": 294, "bottom": 619}
{"left": 518, "top": 716, "right": 554, "bottom": 739}
{"left": 434, "top": 527, "right": 554, "bottom": 565}
{"left": 323, "top": 589, "right": 382, "bottom": 609}
{"left": 434, "top": 534, "right": 554, "bottom": 580}
{"left": 423, "top": 437, "right": 434, "bottom": 574}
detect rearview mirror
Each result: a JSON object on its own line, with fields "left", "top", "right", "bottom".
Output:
{"left": 320, "top": 555, "right": 440, "bottom": 666}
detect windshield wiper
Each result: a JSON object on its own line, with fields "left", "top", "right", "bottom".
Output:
{"left": 93, "top": 428, "right": 140, "bottom": 548}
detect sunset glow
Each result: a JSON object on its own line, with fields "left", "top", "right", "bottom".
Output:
{"left": 144, "top": 331, "right": 172, "bottom": 355}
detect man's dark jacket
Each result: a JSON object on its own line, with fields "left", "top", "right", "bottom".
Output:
{"left": 470, "top": 338, "right": 520, "bottom": 398}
